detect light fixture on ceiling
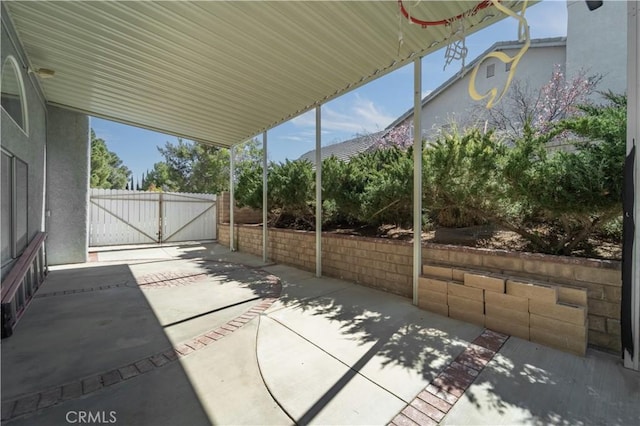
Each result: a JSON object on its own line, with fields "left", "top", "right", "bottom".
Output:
{"left": 480, "top": 14, "right": 496, "bottom": 23}
{"left": 585, "top": 1, "right": 603, "bottom": 11}
{"left": 28, "top": 67, "right": 55, "bottom": 79}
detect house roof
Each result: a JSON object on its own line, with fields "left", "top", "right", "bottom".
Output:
{"left": 385, "top": 36, "right": 567, "bottom": 130}
{"left": 3, "top": 1, "right": 533, "bottom": 148}
{"left": 298, "top": 132, "right": 384, "bottom": 165}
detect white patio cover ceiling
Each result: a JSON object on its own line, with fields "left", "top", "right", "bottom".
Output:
{"left": 5, "top": 1, "right": 528, "bottom": 147}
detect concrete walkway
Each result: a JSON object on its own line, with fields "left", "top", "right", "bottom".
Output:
{"left": 1, "top": 243, "right": 639, "bottom": 425}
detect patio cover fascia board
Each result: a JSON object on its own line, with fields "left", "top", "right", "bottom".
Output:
{"left": 4, "top": 1, "right": 533, "bottom": 149}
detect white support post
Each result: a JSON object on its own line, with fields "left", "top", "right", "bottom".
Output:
{"left": 315, "top": 106, "right": 322, "bottom": 277}
{"left": 412, "top": 57, "right": 422, "bottom": 306}
{"left": 262, "top": 132, "right": 268, "bottom": 263}
{"left": 229, "top": 145, "right": 235, "bottom": 251}
{"left": 624, "top": 0, "right": 639, "bottom": 371}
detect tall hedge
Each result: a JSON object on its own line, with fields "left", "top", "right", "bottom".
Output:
{"left": 234, "top": 94, "right": 625, "bottom": 255}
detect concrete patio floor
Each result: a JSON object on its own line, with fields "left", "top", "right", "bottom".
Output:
{"left": 1, "top": 242, "right": 639, "bottom": 425}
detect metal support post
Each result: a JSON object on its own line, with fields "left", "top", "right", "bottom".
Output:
{"left": 229, "top": 145, "right": 235, "bottom": 251}
{"left": 412, "top": 57, "right": 422, "bottom": 306}
{"left": 315, "top": 106, "right": 322, "bottom": 277}
{"left": 263, "top": 132, "right": 268, "bottom": 263}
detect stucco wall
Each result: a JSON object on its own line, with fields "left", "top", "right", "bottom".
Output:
{"left": 1, "top": 11, "right": 48, "bottom": 278}
{"left": 416, "top": 44, "right": 566, "bottom": 139}
{"left": 566, "top": 0, "right": 627, "bottom": 99}
{"left": 46, "top": 107, "right": 90, "bottom": 265}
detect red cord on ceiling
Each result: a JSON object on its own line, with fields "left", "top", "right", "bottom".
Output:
{"left": 398, "top": 0, "right": 496, "bottom": 28}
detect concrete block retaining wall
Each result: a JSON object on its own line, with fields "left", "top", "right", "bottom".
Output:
{"left": 424, "top": 245, "right": 622, "bottom": 352}
{"left": 218, "top": 223, "right": 622, "bottom": 352}
{"left": 217, "top": 192, "right": 264, "bottom": 225}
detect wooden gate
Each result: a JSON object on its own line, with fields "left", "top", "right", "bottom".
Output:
{"left": 89, "top": 189, "right": 216, "bottom": 247}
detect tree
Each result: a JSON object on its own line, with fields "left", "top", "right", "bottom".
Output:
{"left": 90, "top": 129, "right": 131, "bottom": 189}
{"left": 476, "top": 66, "right": 601, "bottom": 141}
{"left": 145, "top": 138, "right": 227, "bottom": 193}
{"left": 142, "top": 138, "right": 263, "bottom": 194}
{"left": 143, "top": 162, "right": 177, "bottom": 191}
{"left": 366, "top": 123, "right": 413, "bottom": 151}
{"left": 233, "top": 138, "right": 264, "bottom": 182}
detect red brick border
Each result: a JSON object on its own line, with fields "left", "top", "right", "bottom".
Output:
{"left": 34, "top": 283, "right": 128, "bottom": 298}
{"left": 1, "top": 272, "right": 282, "bottom": 422}
{"left": 34, "top": 270, "right": 232, "bottom": 298}
{"left": 134, "top": 271, "right": 208, "bottom": 288}
{"left": 389, "top": 329, "right": 508, "bottom": 426}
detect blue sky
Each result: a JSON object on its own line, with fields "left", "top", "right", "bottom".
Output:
{"left": 91, "top": 0, "right": 568, "bottom": 183}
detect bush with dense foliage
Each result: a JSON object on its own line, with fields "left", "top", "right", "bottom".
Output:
{"left": 234, "top": 93, "right": 625, "bottom": 256}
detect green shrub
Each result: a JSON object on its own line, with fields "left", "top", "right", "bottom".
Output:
{"left": 232, "top": 94, "right": 624, "bottom": 257}
{"left": 496, "top": 93, "right": 625, "bottom": 254}
{"left": 321, "top": 155, "right": 363, "bottom": 224}
{"left": 358, "top": 148, "right": 414, "bottom": 226}
{"left": 234, "top": 163, "right": 263, "bottom": 209}
{"left": 268, "top": 159, "right": 314, "bottom": 224}
{"left": 423, "top": 127, "right": 504, "bottom": 228}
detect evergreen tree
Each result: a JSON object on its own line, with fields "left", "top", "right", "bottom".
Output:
{"left": 90, "top": 129, "right": 131, "bottom": 189}
{"left": 142, "top": 138, "right": 262, "bottom": 194}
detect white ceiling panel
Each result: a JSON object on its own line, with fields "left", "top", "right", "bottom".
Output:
{"left": 4, "top": 1, "right": 530, "bottom": 147}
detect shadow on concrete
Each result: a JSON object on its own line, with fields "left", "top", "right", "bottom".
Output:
{"left": 171, "top": 245, "right": 281, "bottom": 300}
{"left": 1, "top": 263, "right": 211, "bottom": 425}
{"left": 276, "top": 277, "right": 476, "bottom": 376}
{"left": 444, "top": 339, "right": 640, "bottom": 426}
{"left": 256, "top": 268, "right": 481, "bottom": 424}
{"left": 256, "top": 262, "right": 640, "bottom": 426}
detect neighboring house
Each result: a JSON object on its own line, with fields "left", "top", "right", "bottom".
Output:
{"left": 298, "top": 131, "right": 383, "bottom": 165}
{"left": 387, "top": 37, "right": 567, "bottom": 138}
{"left": 387, "top": 0, "right": 627, "bottom": 140}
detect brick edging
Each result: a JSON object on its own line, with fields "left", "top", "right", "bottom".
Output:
{"left": 390, "top": 329, "right": 508, "bottom": 426}
{"left": 134, "top": 271, "right": 208, "bottom": 288}
{"left": 34, "top": 283, "right": 129, "bottom": 298}
{"left": 1, "top": 272, "right": 282, "bottom": 422}
{"left": 33, "top": 271, "right": 219, "bottom": 298}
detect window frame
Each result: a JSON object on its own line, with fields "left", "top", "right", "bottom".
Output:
{"left": 486, "top": 63, "right": 496, "bottom": 78}
{"left": 1, "top": 148, "right": 29, "bottom": 267}
{"left": 1, "top": 150, "right": 13, "bottom": 266}
{"left": 1, "top": 55, "right": 29, "bottom": 136}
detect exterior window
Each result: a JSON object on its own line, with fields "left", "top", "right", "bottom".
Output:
{"left": 1, "top": 152, "right": 12, "bottom": 265}
{"left": 486, "top": 63, "right": 495, "bottom": 78}
{"left": 15, "top": 158, "right": 28, "bottom": 252}
{"left": 1, "top": 149, "right": 28, "bottom": 267}
{"left": 1, "top": 56, "right": 28, "bottom": 134}
{"left": 505, "top": 62, "right": 512, "bottom": 72}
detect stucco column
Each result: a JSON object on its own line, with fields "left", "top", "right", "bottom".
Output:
{"left": 45, "top": 106, "right": 90, "bottom": 265}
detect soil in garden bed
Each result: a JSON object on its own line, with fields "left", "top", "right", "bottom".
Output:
{"left": 319, "top": 224, "right": 621, "bottom": 261}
